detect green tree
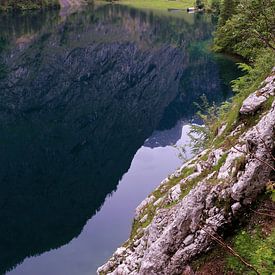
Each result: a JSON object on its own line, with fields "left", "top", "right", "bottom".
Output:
{"left": 195, "top": 0, "right": 205, "bottom": 9}
{"left": 214, "top": 0, "right": 275, "bottom": 60}
{"left": 219, "top": 0, "right": 240, "bottom": 25}
{"left": 211, "top": 0, "right": 221, "bottom": 13}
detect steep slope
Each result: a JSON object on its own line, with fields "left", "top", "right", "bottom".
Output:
{"left": 98, "top": 69, "right": 275, "bottom": 274}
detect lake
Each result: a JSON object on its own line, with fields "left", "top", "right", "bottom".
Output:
{"left": 0, "top": 3, "right": 240, "bottom": 275}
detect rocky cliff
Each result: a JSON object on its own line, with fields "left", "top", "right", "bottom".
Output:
{"left": 98, "top": 69, "right": 275, "bottom": 274}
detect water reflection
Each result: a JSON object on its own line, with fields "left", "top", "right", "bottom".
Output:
{"left": 0, "top": 4, "right": 239, "bottom": 274}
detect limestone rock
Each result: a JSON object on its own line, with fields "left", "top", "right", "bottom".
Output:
{"left": 139, "top": 214, "right": 148, "bottom": 224}
{"left": 231, "top": 202, "right": 241, "bottom": 215}
{"left": 134, "top": 195, "right": 155, "bottom": 220}
{"left": 240, "top": 72, "right": 274, "bottom": 114}
{"left": 98, "top": 79, "right": 275, "bottom": 275}
{"left": 168, "top": 184, "right": 181, "bottom": 202}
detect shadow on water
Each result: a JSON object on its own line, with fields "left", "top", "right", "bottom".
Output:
{"left": 0, "top": 3, "right": 240, "bottom": 274}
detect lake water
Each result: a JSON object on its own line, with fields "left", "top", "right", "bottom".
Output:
{"left": 0, "top": 3, "right": 240, "bottom": 275}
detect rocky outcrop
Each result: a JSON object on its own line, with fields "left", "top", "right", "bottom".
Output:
{"left": 240, "top": 68, "right": 275, "bottom": 114}
{"left": 98, "top": 73, "right": 275, "bottom": 274}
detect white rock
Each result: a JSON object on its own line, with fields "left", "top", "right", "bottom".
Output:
{"left": 114, "top": 247, "right": 126, "bottom": 258}
{"left": 134, "top": 195, "right": 155, "bottom": 220}
{"left": 168, "top": 184, "right": 181, "bottom": 202}
{"left": 153, "top": 197, "right": 163, "bottom": 206}
{"left": 231, "top": 202, "right": 241, "bottom": 215}
{"left": 230, "top": 123, "right": 245, "bottom": 137}
{"left": 217, "top": 124, "right": 227, "bottom": 136}
{"left": 185, "top": 171, "right": 201, "bottom": 181}
{"left": 240, "top": 73, "right": 275, "bottom": 114}
{"left": 183, "top": 234, "right": 194, "bottom": 246}
{"left": 206, "top": 171, "right": 216, "bottom": 180}
{"left": 218, "top": 147, "right": 244, "bottom": 179}
{"left": 139, "top": 214, "right": 148, "bottom": 224}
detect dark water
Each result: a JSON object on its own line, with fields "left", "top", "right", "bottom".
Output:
{"left": 0, "top": 3, "right": 240, "bottom": 275}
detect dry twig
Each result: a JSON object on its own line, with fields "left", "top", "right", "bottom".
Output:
{"left": 200, "top": 226, "right": 260, "bottom": 275}
{"left": 250, "top": 209, "right": 275, "bottom": 218}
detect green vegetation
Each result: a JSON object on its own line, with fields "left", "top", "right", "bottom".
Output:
{"left": 189, "top": 0, "right": 275, "bottom": 152}
{"left": 188, "top": 2, "right": 275, "bottom": 271}
{"left": 188, "top": 94, "right": 220, "bottom": 153}
{"left": 114, "top": 0, "right": 195, "bottom": 10}
{"left": 218, "top": 0, "right": 239, "bottom": 25}
{"left": 190, "top": 54, "right": 274, "bottom": 151}
{"left": 214, "top": 0, "right": 275, "bottom": 61}
{"left": 192, "top": 209, "right": 275, "bottom": 275}
{"left": 0, "top": 0, "right": 59, "bottom": 11}
{"left": 113, "top": 0, "right": 219, "bottom": 11}
{"left": 226, "top": 229, "right": 275, "bottom": 274}
{"left": 213, "top": 153, "right": 228, "bottom": 172}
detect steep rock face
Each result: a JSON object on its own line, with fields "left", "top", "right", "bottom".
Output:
{"left": 98, "top": 73, "right": 275, "bottom": 274}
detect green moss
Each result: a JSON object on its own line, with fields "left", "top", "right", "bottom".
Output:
{"left": 129, "top": 203, "right": 156, "bottom": 241}
{"left": 233, "top": 155, "right": 246, "bottom": 176}
{"left": 262, "top": 95, "right": 274, "bottom": 112}
{"left": 181, "top": 168, "right": 211, "bottom": 196}
{"left": 215, "top": 196, "right": 232, "bottom": 214}
{"left": 226, "top": 229, "right": 275, "bottom": 274}
{"left": 213, "top": 153, "right": 228, "bottom": 172}
{"left": 200, "top": 152, "right": 209, "bottom": 161}
{"left": 129, "top": 220, "right": 140, "bottom": 241}
{"left": 153, "top": 166, "right": 196, "bottom": 199}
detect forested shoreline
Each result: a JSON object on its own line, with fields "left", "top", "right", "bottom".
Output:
{"left": 0, "top": 0, "right": 59, "bottom": 11}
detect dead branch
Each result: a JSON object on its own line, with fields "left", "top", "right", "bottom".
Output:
{"left": 200, "top": 226, "right": 260, "bottom": 275}
{"left": 258, "top": 207, "right": 275, "bottom": 212}
{"left": 199, "top": 226, "right": 260, "bottom": 275}
{"left": 250, "top": 209, "right": 275, "bottom": 218}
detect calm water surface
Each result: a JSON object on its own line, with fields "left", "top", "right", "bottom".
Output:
{"left": 0, "top": 3, "right": 240, "bottom": 274}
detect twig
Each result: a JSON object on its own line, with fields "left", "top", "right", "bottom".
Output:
{"left": 258, "top": 207, "right": 275, "bottom": 212}
{"left": 200, "top": 226, "right": 260, "bottom": 275}
{"left": 250, "top": 209, "right": 275, "bottom": 218}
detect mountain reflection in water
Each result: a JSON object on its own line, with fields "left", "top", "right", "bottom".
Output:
{"left": 0, "top": 3, "right": 240, "bottom": 274}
